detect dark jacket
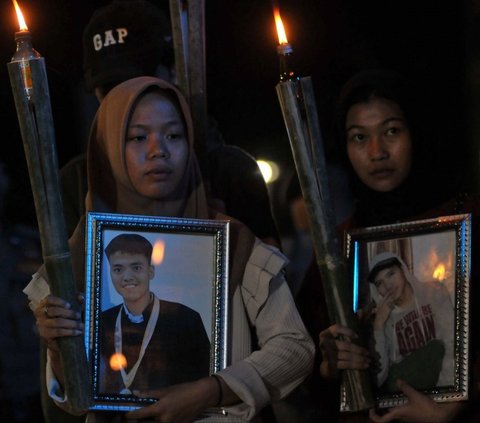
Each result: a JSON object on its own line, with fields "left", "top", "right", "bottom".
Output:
{"left": 98, "top": 299, "right": 210, "bottom": 396}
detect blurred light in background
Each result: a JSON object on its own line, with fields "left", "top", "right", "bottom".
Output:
{"left": 109, "top": 352, "right": 127, "bottom": 371}
{"left": 152, "top": 239, "right": 165, "bottom": 265}
{"left": 257, "top": 159, "right": 280, "bottom": 184}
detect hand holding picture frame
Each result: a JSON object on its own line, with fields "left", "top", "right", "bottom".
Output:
{"left": 84, "top": 212, "right": 229, "bottom": 411}
{"left": 341, "top": 214, "right": 471, "bottom": 411}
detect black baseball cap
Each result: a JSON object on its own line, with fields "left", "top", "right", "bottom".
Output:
{"left": 83, "top": 0, "right": 173, "bottom": 92}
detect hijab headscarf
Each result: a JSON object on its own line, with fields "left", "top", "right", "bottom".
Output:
{"left": 69, "top": 76, "right": 254, "bottom": 292}
{"left": 85, "top": 76, "right": 209, "bottom": 218}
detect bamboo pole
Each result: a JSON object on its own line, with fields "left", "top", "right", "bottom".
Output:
{"left": 187, "top": 0, "right": 208, "bottom": 166}
{"left": 8, "top": 57, "right": 91, "bottom": 412}
{"left": 169, "top": 0, "right": 189, "bottom": 99}
{"left": 276, "top": 77, "right": 374, "bottom": 411}
{"left": 169, "top": 0, "right": 209, "bottom": 171}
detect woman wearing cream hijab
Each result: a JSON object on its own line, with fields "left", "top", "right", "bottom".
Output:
{"left": 25, "top": 77, "right": 314, "bottom": 423}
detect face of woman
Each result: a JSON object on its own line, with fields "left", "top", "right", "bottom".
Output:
{"left": 346, "top": 97, "right": 412, "bottom": 192}
{"left": 125, "top": 91, "right": 188, "bottom": 200}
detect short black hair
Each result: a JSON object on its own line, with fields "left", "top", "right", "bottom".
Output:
{"left": 334, "top": 69, "right": 416, "bottom": 154}
{"left": 368, "top": 257, "right": 402, "bottom": 284}
{"left": 105, "top": 233, "right": 153, "bottom": 264}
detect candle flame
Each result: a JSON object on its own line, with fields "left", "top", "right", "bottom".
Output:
{"left": 12, "top": 0, "right": 28, "bottom": 31}
{"left": 109, "top": 353, "right": 127, "bottom": 371}
{"left": 152, "top": 239, "right": 165, "bottom": 265}
{"left": 432, "top": 263, "right": 446, "bottom": 281}
{"left": 273, "top": 7, "right": 289, "bottom": 45}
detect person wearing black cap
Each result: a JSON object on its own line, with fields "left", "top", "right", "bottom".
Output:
{"left": 60, "top": 0, "right": 280, "bottom": 248}
{"left": 82, "top": 0, "right": 174, "bottom": 98}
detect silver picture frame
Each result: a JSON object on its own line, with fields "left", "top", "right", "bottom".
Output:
{"left": 340, "top": 214, "right": 471, "bottom": 411}
{"left": 84, "top": 212, "right": 229, "bottom": 411}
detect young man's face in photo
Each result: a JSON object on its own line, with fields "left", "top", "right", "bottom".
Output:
{"left": 373, "top": 264, "right": 410, "bottom": 305}
{"left": 109, "top": 251, "right": 154, "bottom": 305}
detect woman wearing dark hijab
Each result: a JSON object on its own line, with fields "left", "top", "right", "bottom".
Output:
{"left": 296, "top": 69, "right": 479, "bottom": 423}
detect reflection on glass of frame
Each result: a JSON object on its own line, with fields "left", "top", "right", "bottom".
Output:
{"left": 84, "top": 212, "right": 229, "bottom": 412}
{"left": 340, "top": 214, "right": 471, "bottom": 411}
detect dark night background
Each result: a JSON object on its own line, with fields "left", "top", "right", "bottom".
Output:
{"left": 0, "top": 1, "right": 478, "bottom": 421}
{"left": 0, "top": 0, "right": 476, "bottom": 233}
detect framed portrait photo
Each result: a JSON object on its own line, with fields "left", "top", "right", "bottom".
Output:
{"left": 340, "top": 214, "right": 471, "bottom": 411}
{"left": 84, "top": 212, "right": 229, "bottom": 411}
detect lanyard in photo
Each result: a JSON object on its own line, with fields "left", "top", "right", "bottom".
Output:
{"left": 114, "top": 295, "right": 160, "bottom": 394}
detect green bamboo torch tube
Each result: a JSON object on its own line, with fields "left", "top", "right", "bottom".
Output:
{"left": 8, "top": 55, "right": 91, "bottom": 412}
{"left": 276, "top": 78, "right": 374, "bottom": 411}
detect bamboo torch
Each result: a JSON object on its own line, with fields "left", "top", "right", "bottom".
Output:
{"left": 273, "top": 6, "right": 374, "bottom": 412}
{"left": 7, "top": 1, "right": 91, "bottom": 412}
{"left": 169, "top": 0, "right": 189, "bottom": 99}
{"left": 169, "top": 0, "right": 209, "bottom": 172}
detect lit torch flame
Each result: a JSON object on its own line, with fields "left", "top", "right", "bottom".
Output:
{"left": 432, "top": 263, "right": 446, "bottom": 281}
{"left": 109, "top": 353, "right": 127, "bottom": 371}
{"left": 152, "top": 239, "right": 165, "bottom": 265}
{"left": 12, "top": 0, "right": 28, "bottom": 31}
{"left": 273, "top": 7, "right": 289, "bottom": 45}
